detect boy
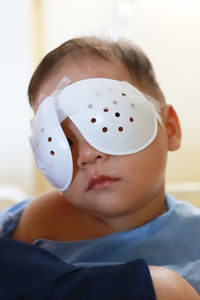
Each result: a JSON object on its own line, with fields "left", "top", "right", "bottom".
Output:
{"left": 0, "top": 37, "right": 200, "bottom": 297}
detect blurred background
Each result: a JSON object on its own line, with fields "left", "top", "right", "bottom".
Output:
{"left": 0, "top": 0, "right": 199, "bottom": 209}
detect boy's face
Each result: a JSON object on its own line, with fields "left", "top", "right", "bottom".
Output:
{"left": 33, "top": 57, "right": 181, "bottom": 227}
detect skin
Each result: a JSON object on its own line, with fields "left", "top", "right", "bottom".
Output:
{"left": 11, "top": 56, "right": 200, "bottom": 298}
{"left": 149, "top": 266, "right": 199, "bottom": 299}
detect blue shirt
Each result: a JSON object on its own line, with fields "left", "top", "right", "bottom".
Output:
{"left": 0, "top": 193, "right": 200, "bottom": 293}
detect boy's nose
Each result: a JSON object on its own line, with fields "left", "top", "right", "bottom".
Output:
{"left": 77, "top": 140, "right": 107, "bottom": 169}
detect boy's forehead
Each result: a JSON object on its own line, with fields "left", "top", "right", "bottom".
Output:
{"left": 33, "top": 58, "right": 142, "bottom": 112}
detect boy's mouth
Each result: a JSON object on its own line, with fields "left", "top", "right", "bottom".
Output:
{"left": 86, "top": 175, "right": 120, "bottom": 191}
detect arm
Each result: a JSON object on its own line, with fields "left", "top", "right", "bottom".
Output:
{"left": 149, "top": 266, "right": 199, "bottom": 300}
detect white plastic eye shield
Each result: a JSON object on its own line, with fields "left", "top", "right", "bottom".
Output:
{"left": 30, "top": 78, "right": 160, "bottom": 192}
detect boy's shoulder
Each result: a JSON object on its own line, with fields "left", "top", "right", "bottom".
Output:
{"left": 167, "top": 194, "right": 200, "bottom": 218}
{"left": 11, "top": 190, "right": 110, "bottom": 243}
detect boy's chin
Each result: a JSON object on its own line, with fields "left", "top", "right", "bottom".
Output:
{"left": 90, "top": 203, "right": 136, "bottom": 220}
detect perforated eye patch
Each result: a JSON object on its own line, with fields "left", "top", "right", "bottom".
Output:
{"left": 30, "top": 78, "right": 160, "bottom": 191}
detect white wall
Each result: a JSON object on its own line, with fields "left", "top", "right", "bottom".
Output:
{"left": 41, "top": 0, "right": 200, "bottom": 184}
{"left": 0, "top": 0, "right": 33, "bottom": 195}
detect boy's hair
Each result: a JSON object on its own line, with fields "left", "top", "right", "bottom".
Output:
{"left": 28, "top": 36, "right": 165, "bottom": 106}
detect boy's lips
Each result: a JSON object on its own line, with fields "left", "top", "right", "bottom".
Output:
{"left": 86, "top": 175, "right": 120, "bottom": 191}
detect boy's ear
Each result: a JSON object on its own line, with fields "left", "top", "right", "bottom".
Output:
{"left": 161, "top": 105, "right": 182, "bottom": 151}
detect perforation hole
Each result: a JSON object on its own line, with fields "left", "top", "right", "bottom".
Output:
{"left": 91, "top": 118, "right": 96, "bottom": 123}
{"left": 48, "top": 137, "right": 52, "bottom": 142}
{"left": 122, "top": 93, "right": 126, "bottom": 96}
{"left": 50, "top": 151, "right": 55, "bottom": 156}
{"left": 118, "top": 127, "right": 123, "bottom": 132}
{"left": 104, "top": 108, "right": 109, "bottom": 112}
{"left": 115, "top": 112, "right": 120, "bottom": 117}
{"left": 129, "top": 117, "right": 134, "bottom": 122}
{"left": 102, "top": 127, "right": 108, "bottom": 132}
